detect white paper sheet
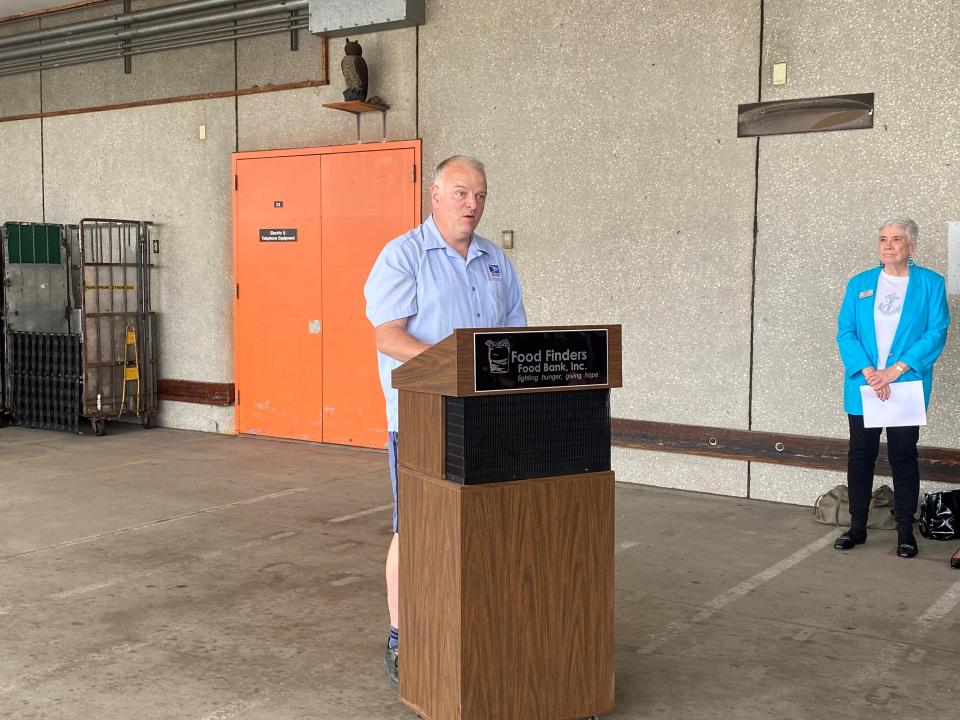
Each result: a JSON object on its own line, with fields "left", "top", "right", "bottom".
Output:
{"left": 860, "top": 380, "right": 926, "bottom": 428}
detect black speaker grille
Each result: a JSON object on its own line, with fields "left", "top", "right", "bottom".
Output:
{"left": 445, "top": 389, "right": 610, "bottom": 485}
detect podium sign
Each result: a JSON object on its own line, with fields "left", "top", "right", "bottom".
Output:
{"left": 473, "top": 328, "right": 608, "bottom": 392}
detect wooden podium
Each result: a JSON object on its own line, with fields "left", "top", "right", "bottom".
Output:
{"left": 393, "top": 325, "right": 622, "bottom": 720}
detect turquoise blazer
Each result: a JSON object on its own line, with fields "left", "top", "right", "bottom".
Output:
{"left": 837, "top": 265, "right": 950, "bottom": 415}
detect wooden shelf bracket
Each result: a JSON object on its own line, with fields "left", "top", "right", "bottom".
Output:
{"left": 322, "top": 100, "right": 391, "bottom": 142}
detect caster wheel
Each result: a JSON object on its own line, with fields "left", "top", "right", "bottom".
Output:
{"left": 91, "top": 418, "right": 106, "bottom": 436}
{"left": 141, "top": 414, "right": 155, "bottom": 429}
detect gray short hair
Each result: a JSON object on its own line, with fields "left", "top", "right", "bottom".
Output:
{"left": 433, "top": 155, "right": 486, "bottom": 186}
{"left": 878, "top": 217, "right": 919, "bottom": 246}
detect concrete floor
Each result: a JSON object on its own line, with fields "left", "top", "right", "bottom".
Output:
{"left": 1, "top": 425, "right": 958, "bottom": 720}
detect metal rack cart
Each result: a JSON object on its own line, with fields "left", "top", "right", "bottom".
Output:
{"left": 78, "top": 218, "right": 158, "bottom": 435}
{"left": 1, "top": 222, "right": 81, "bottom": 432}
{"left": 1, "top": 219, "right": 157, "bottom": 435}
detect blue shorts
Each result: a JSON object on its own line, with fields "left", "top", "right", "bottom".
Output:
{"left": 388, "top": 431, "right": 399, "bottom": 533}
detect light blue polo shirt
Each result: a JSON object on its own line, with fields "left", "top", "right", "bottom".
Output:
{"left": 364, "top": 215, "right": 527, "bottom": 432}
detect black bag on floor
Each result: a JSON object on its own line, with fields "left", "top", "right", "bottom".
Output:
{"left": 918, "top": 490, "right": 960, "bottom": 541}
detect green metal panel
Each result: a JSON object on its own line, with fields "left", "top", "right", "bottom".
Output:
{"left": 2, "top": 221, "right": 71, "bottom": 334}
{"left": 19, "top": 225, "right": 33, "bottom": 263}
{"left": 38, "top": 226, "right": 48, "bottom": 263}
{"left": 48, "top": 225, "right": 61, "bottom": 265}
{"left": 6, "top": 223, "right": 21, "bottom": 263}
{"left": 2, "top": 223, "right": 62, "bottom": 264}
{"left": 34, "top": 225, "right": 48, "bottom": 263}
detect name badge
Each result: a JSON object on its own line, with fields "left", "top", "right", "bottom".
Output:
{"left": 859, "top": 289, "right": 874, "bottom": 299}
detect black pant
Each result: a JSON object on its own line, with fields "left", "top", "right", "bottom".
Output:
{"left": 847, "top": 414, "right": 920, "bottom": 531}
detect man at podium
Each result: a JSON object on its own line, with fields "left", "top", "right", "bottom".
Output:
{"left": 364, "top": 155, "right": 527, "bottom": 687}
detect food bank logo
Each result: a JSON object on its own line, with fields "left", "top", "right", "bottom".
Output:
{"left": 485, "top": 338, "right": 511, "bottom": 373}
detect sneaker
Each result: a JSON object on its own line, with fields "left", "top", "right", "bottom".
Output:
{"left": 384, "top": 644, "right": 399, "bottom": 687}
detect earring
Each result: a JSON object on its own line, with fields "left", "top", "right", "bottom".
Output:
{"left": 908, "top": 256, "right": 915, "bottom": 266}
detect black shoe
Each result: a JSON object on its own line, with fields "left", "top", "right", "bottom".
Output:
{"left": 384, "top": 644, "right": 399, "bottom": 687}
{"left": 896, "top": 532, "right": 918, "bottom": 558}
{"left": 834, "top": 530, "right": 867, "bottom": 550}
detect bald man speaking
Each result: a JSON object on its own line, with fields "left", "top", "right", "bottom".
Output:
{"left": 364, "top": 155, "right": 527, "bottom": 687}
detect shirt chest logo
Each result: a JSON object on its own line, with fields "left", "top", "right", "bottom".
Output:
{"left": 878, "top": 293, "right": 902, "bottom": 316}
{"left": 487, "top": 264, "right": 502, "bottom": 280}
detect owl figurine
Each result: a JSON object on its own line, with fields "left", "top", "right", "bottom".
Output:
{"left": 341, "top": 39, "right": 368, "bottom": 102}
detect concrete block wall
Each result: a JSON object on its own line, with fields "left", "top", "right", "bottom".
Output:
{"left": 237, "top": 28, "right": 417, "bottom": 151}
{"left": 749, "top": 0, "right": 960, "bottom": 502}
{"left": 38, "top": 0, "right": 235, "bottom": 111}
{"left": 420, "top": 0, "right": 959, "bottom": 504}
{"left": 0, "top": 16, "right": 41, "bottom": 220}
{"left": 418, "top": 0, "right": 763, "bottom": 497}
{"left": 0, "top": 0, "right": 956, "bottom": 505}
{"left": 0, "top": 119, "right": 42, "bottom": 219}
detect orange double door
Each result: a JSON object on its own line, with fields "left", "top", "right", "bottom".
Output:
{"left": 232, "top": 140, "right": 421, "bottom": 447}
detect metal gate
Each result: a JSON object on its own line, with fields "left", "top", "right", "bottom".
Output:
{"left": 79, "top": 218, "right": 158, "bottom": 434}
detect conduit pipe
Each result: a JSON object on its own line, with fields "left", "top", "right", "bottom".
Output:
{"left": 0, "top": 0, "right": 262, "bottom": 49}
{"left": 0, "top": 16, "right": 308, "bottom": 76}
{"left": 0, "top": 14, "right": 304, "bottom": 68}
{"left": 0, "top": 0, "right": 308, "bottom": 63}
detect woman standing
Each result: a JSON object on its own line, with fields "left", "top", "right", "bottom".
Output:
{"left": 835, "top": 218, "right": 950, "bottom": 557}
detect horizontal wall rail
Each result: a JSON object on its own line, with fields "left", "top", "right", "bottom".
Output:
{"left": 611, "top": 418, "right": 960, "bottom": 484}
{"left": 157, "top": 379, "right": 234, "bottom": 405}
{"left": 0, "top": 75, "right": 328, "bottom": 123}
